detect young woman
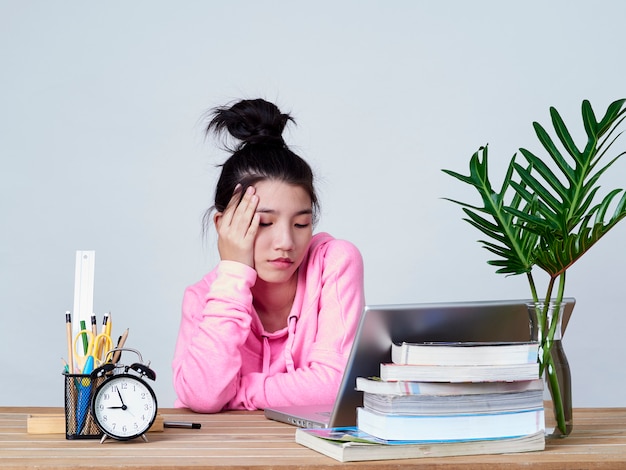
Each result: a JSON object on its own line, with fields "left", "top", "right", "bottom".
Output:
{"left": 172, "top": 99, "right": 365, "bottom": 412}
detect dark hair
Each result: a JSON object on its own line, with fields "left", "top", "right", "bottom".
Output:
{"left": 202, "top": 99, "right": 319, "bottom": 233}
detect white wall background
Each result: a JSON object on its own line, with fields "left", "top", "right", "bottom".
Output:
{"left": 1, "top": 0, "right": 625, "bottom": 409}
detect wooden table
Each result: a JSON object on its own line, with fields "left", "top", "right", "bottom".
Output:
{"left": 1, "top": 407, "right": 626, "bottom": 469}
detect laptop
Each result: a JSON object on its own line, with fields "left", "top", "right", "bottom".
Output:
{"left": 263, "top": 297, "right": 575, "bottom": 428}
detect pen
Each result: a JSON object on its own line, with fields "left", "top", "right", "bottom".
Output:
{"left": 65, "top": 311, "right": 74, "bottom": 374}
{"left": 164, "top": 421, "right": 201, "bottom": 429}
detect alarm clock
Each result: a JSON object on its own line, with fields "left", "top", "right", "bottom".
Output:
{"left": 90, "top": 348, "right": 158, "bottom": 443}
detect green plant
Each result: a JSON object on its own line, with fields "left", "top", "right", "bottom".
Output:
{"left": 442, "top": 99, "right": 626, "bottom": 434}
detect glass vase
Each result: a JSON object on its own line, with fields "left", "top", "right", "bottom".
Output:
{"left": 527, "top": 301, "right": 573, "bottom": 438}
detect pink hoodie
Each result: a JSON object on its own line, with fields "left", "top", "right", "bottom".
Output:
{"left": 172, "top": 232, "right": 365, "bottom": 412}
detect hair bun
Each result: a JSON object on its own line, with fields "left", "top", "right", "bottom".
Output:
{"left": 207, "top": 98, "right": 294, "bottom": 149}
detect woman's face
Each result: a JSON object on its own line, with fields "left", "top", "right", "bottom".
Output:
{"left": 252, "top": 180, "right": 313, "bottom": 284}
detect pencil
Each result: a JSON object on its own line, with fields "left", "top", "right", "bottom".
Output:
{"left": 101, "top": 312, "right": 109, "bottom": 335}
{"left": 105, "top": 311, "right": 112, "bottom": 338}
{"left": 111, "top": 328, "right": 129, "bottom": 364}
{"left": 90, "top": 314, "right": 97, "bottom": 336}
{"left": 65, "top": 311, "right": 74, "bottom": 374}
{"left": 90, "top": 313, "right": 99, "bottom": 358}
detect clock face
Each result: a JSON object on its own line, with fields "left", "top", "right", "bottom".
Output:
{"left": 92, "top": 374, "right": 158, "bottom": 440}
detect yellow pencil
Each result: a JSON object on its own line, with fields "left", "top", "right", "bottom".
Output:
{"left": 65, "top": 311, "right": 74, "bottom": 374}
{"left": 104, "top": 311, "right": 112, "bottom": 338}
{"left": 90, "top": 314, "right": 97, "bottom": 336}
{"left": 101, "top": 311, "right": 109, "bottom": 335}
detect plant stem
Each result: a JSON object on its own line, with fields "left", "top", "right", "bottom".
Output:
{"left": 541, "top": 274, "right": 568, "bottom": 435}
{"left": 526, "top": 272, "right": 539, "bottom": 302}
{"left": 545, "top": 351, "right": 567, "bottom": 434}
{"left": 539, "top": 279, "right": 556, "bottom": 374}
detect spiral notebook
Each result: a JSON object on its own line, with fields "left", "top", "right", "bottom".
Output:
{"left": 263, "top": 297, "right": 575, "bottom": 428}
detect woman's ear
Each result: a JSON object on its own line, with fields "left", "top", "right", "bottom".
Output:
{"left": 213, "top": 212, "right": 223, "bottom": 230}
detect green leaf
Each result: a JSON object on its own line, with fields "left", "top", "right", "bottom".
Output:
{"left": 597, "top": 99, "right": 626, "bottom": 135}
{"left": 443, "top": 98, "right": 626, "bottom": 282}
{"left": 581, "top": 100, "right": 598, "bottom": 141}
{"left": 550, "top": 106, "right": 582, "bottom": 162}
{"left": 441, "top": 146, "right": 535, "bottom": 276}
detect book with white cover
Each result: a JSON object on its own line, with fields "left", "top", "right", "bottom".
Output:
{"left": 357, "top": 407, "right": 545, "bottom": 441}
{"left": 392, "top": 341, "right": 539, "bottom": 366}
{"left": 295, "top": 427, "right": 545, "bottom": 462}
{"left": 363, "top": 389, "right": 544, "bottom": 415}
{"left": 379, "top": 362, "right": 539, "bottom": 382}
{"left": 355, "top": 377, "right": 543, "bottom": 396}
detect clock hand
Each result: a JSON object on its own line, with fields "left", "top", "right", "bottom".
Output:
{"left": 115, "top": 387, "right": 128, "bottom": 410}
{"left": 116, "top": 388, "right": 125, "bottom": 405}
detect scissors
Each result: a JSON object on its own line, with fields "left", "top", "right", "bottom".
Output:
{"left": 73, "top": 329, "right": 114, "bottom": 374}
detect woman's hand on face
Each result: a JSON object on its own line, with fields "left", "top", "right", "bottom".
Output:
{"left": 214, "top": 185, "right": 260, "bottom": 268}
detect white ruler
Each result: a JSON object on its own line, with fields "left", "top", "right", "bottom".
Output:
{"left": 72, "top": 250, "right": 95, "bottom": 329}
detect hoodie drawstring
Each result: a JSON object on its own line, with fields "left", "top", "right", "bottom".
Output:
{"left": 261, "top": 335, "right": 271, "bottom": 374}
{"left": 283, "top": 316, "right": 297, "bottom": 373}
{"left": 261, "top": 316, "right": 298, "bottom": 374}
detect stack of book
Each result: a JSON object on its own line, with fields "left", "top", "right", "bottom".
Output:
{"left": 296, "top": 341, "right": 545, "bottom": 462}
